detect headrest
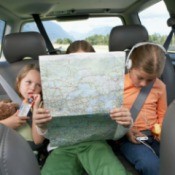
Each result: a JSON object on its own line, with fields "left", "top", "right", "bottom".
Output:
{"left": 2, "top": 32, "right": 47, "bottom": 63}
{"left": 109, "top": 25, "right": 149, "bottom": 51}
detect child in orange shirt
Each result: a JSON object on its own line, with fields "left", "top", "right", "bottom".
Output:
{"left": 119, "top": 42, "right": 167, "bottom": 175}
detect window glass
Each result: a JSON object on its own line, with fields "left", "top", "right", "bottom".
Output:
{"left": 22, "top": 17, "right": 122, "bottom": 53}
{"left": 0, "top": 20, "right": 5, "bottom": 55}
{"left": 139, "top": 1, "right": 174, "bottom": 51}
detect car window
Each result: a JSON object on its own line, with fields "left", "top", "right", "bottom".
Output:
{"left": 21, "top": 17, "right": 122, "bottom": 53}
{"left": 139, "top": 1, "right": 174, "bottom": 51}
{"left": 0, "top": 20, "right": 5, "bottom": 55}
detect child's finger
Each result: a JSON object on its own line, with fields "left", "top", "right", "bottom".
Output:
{"left": 33, "top": 95, "right": 41, "bottom": 108}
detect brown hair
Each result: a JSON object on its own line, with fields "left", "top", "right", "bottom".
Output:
{"left": 66, "top": 40, "right": 95, "bottom": 54}
{"left": 15, "top": 63, "right": 40, "bottom": 97}
{"left": 130, "top": 43, "right": 166, "bottom": 77}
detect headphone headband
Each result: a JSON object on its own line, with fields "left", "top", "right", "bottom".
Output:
{"left": 125, "top": 42, "right": 166, "bottom": 70}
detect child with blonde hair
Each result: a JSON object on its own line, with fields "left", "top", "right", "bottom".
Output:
{"left": 0, "top": 64, "right": 41, "bottom": 143}
{"left": 120, "top": 42, "right": 167, "bottom": 175}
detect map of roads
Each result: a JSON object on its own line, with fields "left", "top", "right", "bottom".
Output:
{"left": 39, "top": 52, "right": 125, "bottom": 147}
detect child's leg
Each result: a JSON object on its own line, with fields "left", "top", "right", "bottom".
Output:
{"left": 120, "top": 140, "right": 159, "bottom": 175}
{"left": 41, "top": 147, "right": 85, "bottom": 175}
{"left": 77, "top": 141, "right": 130, "bottom": 175}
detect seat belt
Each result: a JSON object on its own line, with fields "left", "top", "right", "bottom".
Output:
{"left": 0, "top": 75, "right": 22, "bottom": 105}
{"left": 163, "top": 26, "right": 175, "bottom": 50}
{"left": 130, "top": 81, "right": 154, "bottom": 121}
{"left": 32, "top": 14, "right": 57, "bottom": 55}
{"left": 130, "top": 81, "right": 155, "bottom": 151}
{"left": 0, "top": 74, "right": 32, "bottom": 124}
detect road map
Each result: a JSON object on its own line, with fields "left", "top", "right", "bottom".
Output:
{"left": 39, "top": 52, "right": 125, "bottom": 147}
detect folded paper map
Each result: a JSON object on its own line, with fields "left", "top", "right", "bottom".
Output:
{"left": 39, "top": 52, "right": 125, "bottom": 147}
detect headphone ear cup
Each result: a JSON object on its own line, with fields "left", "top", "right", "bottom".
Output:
{"left": 126, "top": 59, "right": 132, "bottom": 69}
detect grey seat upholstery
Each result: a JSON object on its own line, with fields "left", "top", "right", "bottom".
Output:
{"left": 160, "top": 100, "right": 175, "bottom": 175}
{"left": 109, "top": 24, "right": 149, "bottom": 51}
{"left": 160, "top": 55, "right": 175, "bottom": 105}
{"left": 3, "top": 32, "right": 47, "bottom": 63}
{"left": 0, "top": 124, "right": 41, "bottom": 175}
{"left": 0, "top": 32, "right": 47, "bottom": 92}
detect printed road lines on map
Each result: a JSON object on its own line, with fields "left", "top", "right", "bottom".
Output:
{"left": 39, "top": 52, "right": 125, "bottom": 117}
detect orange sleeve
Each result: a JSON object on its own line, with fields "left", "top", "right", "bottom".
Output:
{"left": 157, "top": 84, "right": 167, "bottom": 125}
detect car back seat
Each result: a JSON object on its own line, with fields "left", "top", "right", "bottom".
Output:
{"left": 0, "top": 31, "right": 47, "bottom": 96}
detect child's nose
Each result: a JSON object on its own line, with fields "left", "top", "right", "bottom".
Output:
{"left": 30, "top": 83, "right": 36, "bottom": 91}
{"left": 140, "top": 80, "right": 147, "bottom": 87}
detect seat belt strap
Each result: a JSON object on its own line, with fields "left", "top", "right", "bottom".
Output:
{"left": 0, "top": 74, "right": 33, "bottom": 125}
{"left": 32, "top": 14, "right": 57, "bottom": 55}
{"left": 130, "top": 81, "right": 154, "bottom": 121}
{"left": 0, "top": 75, "right": 22, "bottom": 105}
{"left": 163, "top": 27, "right": 175, "bottom": 50}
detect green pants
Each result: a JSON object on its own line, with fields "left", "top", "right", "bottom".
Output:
{"left": 41, "top": 141, "right": 130, "bottom": 175}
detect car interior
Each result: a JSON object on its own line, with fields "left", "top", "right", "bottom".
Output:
{"left": 0, "top": 124, "right": 40, "bottom": 175}
{"left": 0, "top": 0, "right": 175, "bottom": 175}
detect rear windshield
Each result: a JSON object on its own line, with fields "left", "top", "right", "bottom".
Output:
{"left": 21, "top": 17, "right": 122, "bottom": 53}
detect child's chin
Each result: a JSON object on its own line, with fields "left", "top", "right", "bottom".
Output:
{"left": 135, "top": 84, "right": 142, "bottom": 88}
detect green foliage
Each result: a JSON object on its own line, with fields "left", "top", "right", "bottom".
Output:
{"left": 55, "top": 33, "right": 175, "bottom": 51}
{"left": 149, "top": 33, "right": 175, "bottom": 51}
{"left": 149, "top": 33, "right": 167, "bottom": 45}
{"left": 55, "top": 35, "right": 109, "bottom": 45}
{"left": 56, "top": 38, "right": 72, "bottom": 44}
{"left": 86, "top": 34, "right": 109, "bottom": 45}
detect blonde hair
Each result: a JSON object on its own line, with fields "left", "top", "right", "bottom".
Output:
{"left": 66, "top": 40, "right": 95, "bottom": 54}
{"left": 15, "top": 64, "right": 40, "bottom": 97}
{"left": 129, "top": 43, "right": 166, "bottom": 77}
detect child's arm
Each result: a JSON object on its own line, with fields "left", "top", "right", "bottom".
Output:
{"left": 32, "top": 95, "right": 52, "bottom": 145}
{"left": 110, "top": 107, "right": 133, "bottom": 140}
{"left": 150, "top": 84, "right": 167, "bottom": 141}
{"left": 157, "top": 85, "right": 167, "bottom": 125}
{"left": 0, "top": 111, "right": 28, "bottom": 129}
{"left": 0, "top": 101, "right": 28, "bottom": 129}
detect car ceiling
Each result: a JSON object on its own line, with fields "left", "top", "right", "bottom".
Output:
{"left": 0, "top": 0, "right": 163, "bottom": 21}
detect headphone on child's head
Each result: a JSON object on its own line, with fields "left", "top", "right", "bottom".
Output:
{"left": 125, "top": 42, "right": 166, "bottom": 70}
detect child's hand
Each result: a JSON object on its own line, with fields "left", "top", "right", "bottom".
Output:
{"left": 2, "top": 110, "right": 28, "bottom": 129}
{"left": 33, "top": 94, "right": 52, "bottom": 129}
{"left": 110, "top": 107, "right": 132, "bottom": 127}
{"left": 126, "top": 128, "right": 146, "bottom": 144}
